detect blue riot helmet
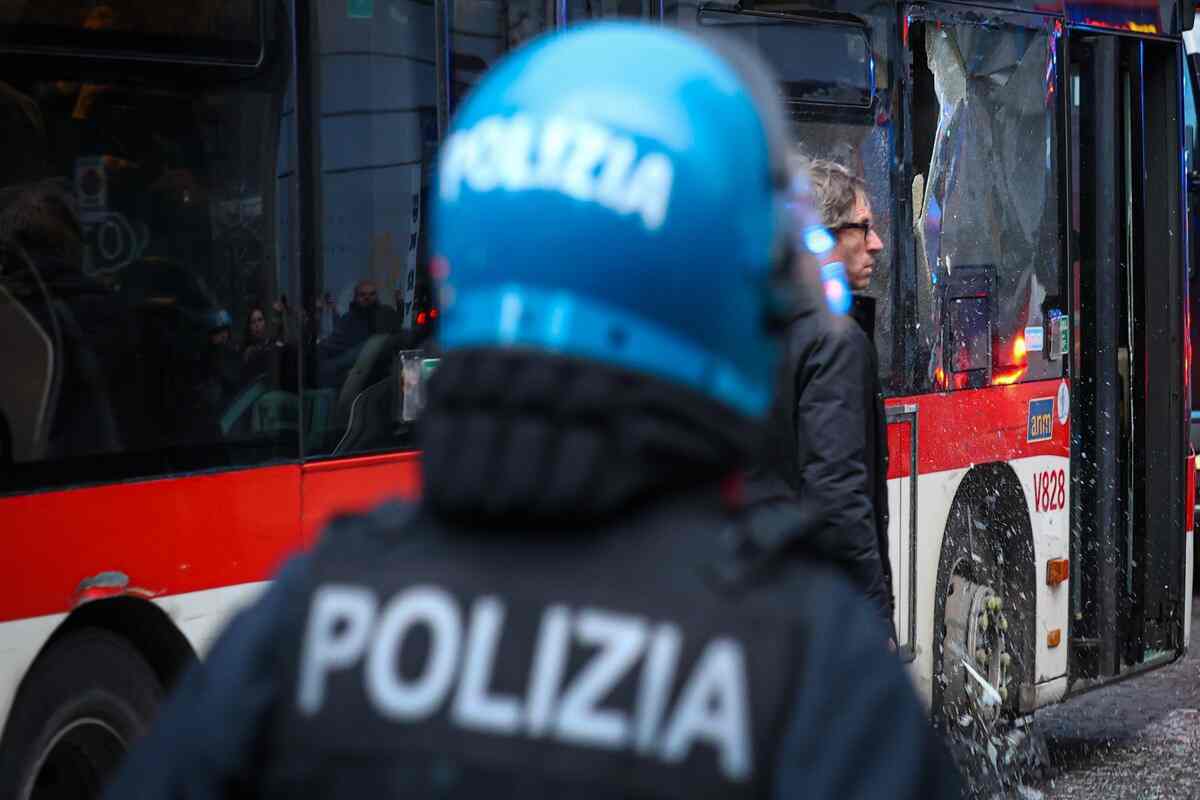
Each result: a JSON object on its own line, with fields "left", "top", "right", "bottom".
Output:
{"left": 432, "top": 22, "right": 824, "bottom": 420}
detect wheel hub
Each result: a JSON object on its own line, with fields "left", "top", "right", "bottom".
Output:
{"left": 944, "top": 573, "right": 1011, "bottom": 725}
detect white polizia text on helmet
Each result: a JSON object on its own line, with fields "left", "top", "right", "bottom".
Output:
{"left": 297, "top": 583, "right": 753, "bottom": 782}
{"left": 439, "top": 114, "right": 675, "bottom": 232}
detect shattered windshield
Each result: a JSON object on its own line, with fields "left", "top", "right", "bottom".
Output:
{"left": 913, "top": 19, "right": 1063, "bottom": 388}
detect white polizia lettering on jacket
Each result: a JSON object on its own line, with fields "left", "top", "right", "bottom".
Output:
{"left": 297, "top": 584, "right": 753, "bottom": 782}
{"left": 439, "top": 113, "right": 675, "bottom": 232}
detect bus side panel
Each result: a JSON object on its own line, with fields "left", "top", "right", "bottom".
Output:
{"left": 891, "top": 378, "right": 1071, "bottom": 704}
{"left": 0, "top": 466, "right": 302, "bottom": 725}
{"left": 0, "top": 465, "right": 302, "bottom": 624}
{"left": 300, "top": 452, "right": 422, "bottom": 546}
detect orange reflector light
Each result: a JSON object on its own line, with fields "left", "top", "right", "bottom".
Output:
{"left": 1046, "top": 558, "right": 1069, "bottom": 586}
{"left": 1047, "top": 628, "right": 1062, "bottom": 648}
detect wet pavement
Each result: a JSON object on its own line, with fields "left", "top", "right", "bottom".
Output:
{"left": 1018, "top": 603, "right": 1200, "bottom": 799}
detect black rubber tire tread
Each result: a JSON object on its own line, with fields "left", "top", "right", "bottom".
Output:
{"left": 0, "top": 627, "right": 163, "bottom": 800}
{"left": 933, "top": 476, "right": 1040, "bottom": 797}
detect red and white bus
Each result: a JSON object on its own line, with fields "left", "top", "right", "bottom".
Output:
{"left": 702, "top": 0, "right": 1198, "bottom": 730}
{"left": 0, "top": 0, "right": 1196, "bottom": 796}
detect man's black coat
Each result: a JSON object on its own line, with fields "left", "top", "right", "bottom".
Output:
{"left": 746, "top": 295, "right": 895, "bottom": 625}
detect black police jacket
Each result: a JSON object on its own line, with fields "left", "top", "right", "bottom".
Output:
{"left": 103, "top": 351, "right": 954, "bottom": 799}
{"left": 102, "top": 498, "right": 959, "bottom": 800}
{"left": 746, "top": 299, "right": 895, "bottom": 624}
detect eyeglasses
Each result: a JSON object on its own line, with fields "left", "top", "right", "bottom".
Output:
{"left": 834, "top": 221, "right": 874, "bottom": 239}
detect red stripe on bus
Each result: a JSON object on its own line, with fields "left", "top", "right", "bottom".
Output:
{"left": 0, "top": 453, "right": 422, "bottom": 623}
{"left": 886, "top": 379, "right": 1070, "bottom": 477}
{"left": 301, "top": 451, "right": 421, "bottom": 545}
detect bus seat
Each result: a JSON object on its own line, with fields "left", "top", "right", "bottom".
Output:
{"left": 332, "top": 378, "right": 394, "bottom": 456}
{"left": 332, "top": 333, "right": 398, "bottom": 430}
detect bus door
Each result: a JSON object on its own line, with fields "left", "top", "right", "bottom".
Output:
{"left": 1069, "top": 30, "right": 1187, "bottom": 680}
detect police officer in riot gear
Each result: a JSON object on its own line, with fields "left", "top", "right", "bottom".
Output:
{"left": 103, "top": 22, "right": 960, "bottom": 799}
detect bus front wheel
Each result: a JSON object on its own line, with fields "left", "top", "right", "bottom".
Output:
{"left": 0, "top": 628, "right": 162, "bottom": 800}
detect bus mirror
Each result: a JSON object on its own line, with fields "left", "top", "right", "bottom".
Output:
{"left": 1180, "top": 0, "right": 1195, "bottom": 34}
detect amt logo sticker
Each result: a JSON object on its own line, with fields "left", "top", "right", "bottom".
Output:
{"left": 1027, "top": 397, "right": 1055, "bottom": 442}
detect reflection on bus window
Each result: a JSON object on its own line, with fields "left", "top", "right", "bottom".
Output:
{"left": 305, "top": 0, "right": 549, "bottom": 459}
{"left": 912, "top": 20, "right": 1063, "bottom": 389}
{"left": 0, "top": 64, "right": 293, "bottom": 491}
{"left": 698, "top": 9, "right": 875, "bottom": 109}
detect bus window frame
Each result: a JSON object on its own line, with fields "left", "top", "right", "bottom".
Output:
{"left": 696, "top": 4, "right": 879, "bottom": 116}
{"left": 0, "top": 0, "right": 270, "bottom": 71}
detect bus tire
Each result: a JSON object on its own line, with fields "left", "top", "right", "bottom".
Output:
{"left": 932, "top": 473, "right": 1038, "bottom": 793}
{"left": 0, "top": 628, "right": 162, "bottom": 800}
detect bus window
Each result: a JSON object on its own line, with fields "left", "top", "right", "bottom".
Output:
{"left": 0, "top": 0, "right": 264, "bottom": 65}
{"left": 678, "top": 0, "right": 904, "bottom": 393}
{"left": 0, "top": 44, "right": 295, "bottom": 493}
{"left": 305, "top": 0, "right": 551, "bottom": 459}
{"left": 910, "top": 17, "right": 1063, "bottom": 389}
{"left": 697, "top": 9, "right": 875, "bottom": 110}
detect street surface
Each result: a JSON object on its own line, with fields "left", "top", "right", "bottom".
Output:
{"left": 1018, "top": 603, "right": 1200, "bottom": 799}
